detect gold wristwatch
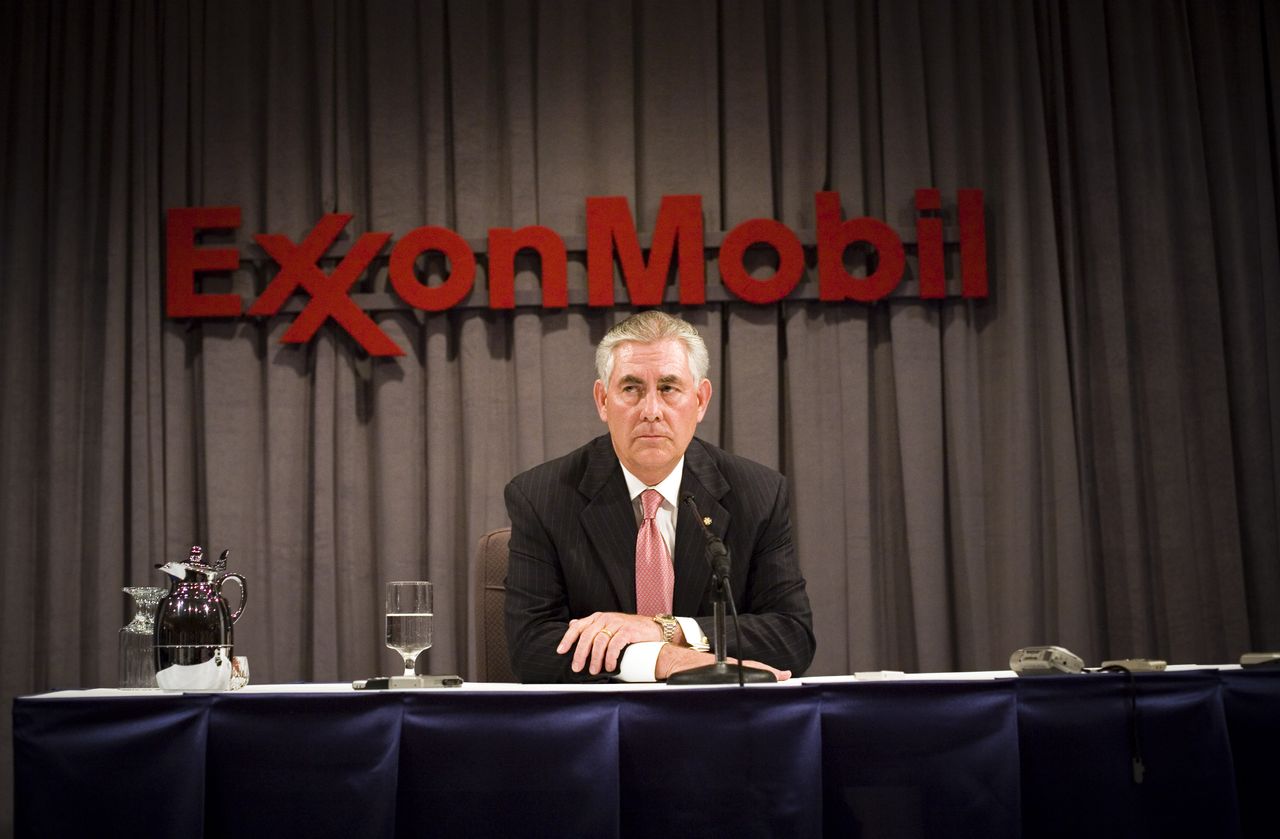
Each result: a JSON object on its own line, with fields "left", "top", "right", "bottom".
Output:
{"left": 653, "top": 613, "right": 679, "bottom": 643}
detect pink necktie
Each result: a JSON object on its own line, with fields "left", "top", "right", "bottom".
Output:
{"left": 635, "top": 489, "right": 674, "bottom": 616}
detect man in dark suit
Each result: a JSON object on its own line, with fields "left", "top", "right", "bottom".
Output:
{"left": 504, "top": 311, "right": 815, "bottom": 683}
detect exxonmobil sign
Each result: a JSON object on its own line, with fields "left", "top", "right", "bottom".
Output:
{"left": 167, "top": 190, "right": 986, "bottom": 357}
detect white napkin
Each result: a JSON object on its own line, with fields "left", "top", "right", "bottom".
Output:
{"left": 155, "top": 648, "right": 233, "bottom": 691}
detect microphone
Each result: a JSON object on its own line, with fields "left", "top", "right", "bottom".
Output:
{"left": 681, "top": 494, "right": 729, "bottom": 580}
{"left": 669, "top": 493, "right": 776, "bottom": 686}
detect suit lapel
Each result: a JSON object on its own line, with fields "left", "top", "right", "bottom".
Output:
{"left": 674, "top": 439, "right": 730, "bottom": 617}
{"left": 578, "top": 436, "right": 639, "bottom": 612}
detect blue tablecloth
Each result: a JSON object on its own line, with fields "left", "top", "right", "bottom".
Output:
{"left": 12, "top": 669, "right": 1280, "bottom": 838}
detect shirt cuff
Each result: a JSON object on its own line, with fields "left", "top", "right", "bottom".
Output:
{"left": 616, "top": 641, "right": 666, "bottom": 682}
{"left": 676, "top": 617, "right": 709, "bottom": 651}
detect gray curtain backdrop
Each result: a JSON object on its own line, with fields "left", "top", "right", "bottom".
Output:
{"left": 2, "top": 0, "right": 1278, "bottom": 830}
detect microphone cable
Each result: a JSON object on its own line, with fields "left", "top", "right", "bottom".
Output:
{"left": 725, "top": 580, "right": 745, "bottom": 687}
{"left": 1096, "top": 664, "right": 1146, "bottom": 784}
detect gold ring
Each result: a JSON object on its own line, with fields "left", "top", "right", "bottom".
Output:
{"left": 598, "top": 628, "right": 615, "bottom": 638}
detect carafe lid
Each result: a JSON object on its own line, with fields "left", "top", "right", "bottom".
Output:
{"left": 156, "top": 545, "right": 230, "bottom": 580}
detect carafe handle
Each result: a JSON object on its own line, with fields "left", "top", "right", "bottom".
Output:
{"left": 219, "top": 573, "right": 248, "bottom": 623}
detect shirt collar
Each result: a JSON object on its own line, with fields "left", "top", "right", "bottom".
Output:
{"left": 620, "top": 456, "right": 686, "bottom": 508}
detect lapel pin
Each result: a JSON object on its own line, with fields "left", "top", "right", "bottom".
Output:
{"left": 703, "top": 516, "right": 712, "bottom": 527}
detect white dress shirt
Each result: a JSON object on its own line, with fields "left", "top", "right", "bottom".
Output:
{"left": 615, "top": 457, "right": 710, "bottom": 682}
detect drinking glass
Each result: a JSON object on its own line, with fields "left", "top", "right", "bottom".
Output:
{"left": 119, "top": 586, "right": 167, "bottom": 688}
{"left": 230, "top": 656, "right": 250, "bottom": 690}
{"left": 385, "top": 581, "right": 433, "bottom": 678}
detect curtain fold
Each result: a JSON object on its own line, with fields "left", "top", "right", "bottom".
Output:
{"left": 3, "top": 1, "right": 1278, "bottom": 831}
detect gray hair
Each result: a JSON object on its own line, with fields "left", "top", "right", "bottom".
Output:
{"left": 595, "top": 311, "right": 710, "bottom": 386}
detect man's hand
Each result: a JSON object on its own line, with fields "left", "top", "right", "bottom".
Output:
{"left": 557, "top": 612, "right": 667, "bottom": 675}
{"left": 656, "top": 644, "right": 792, "bottom": 682}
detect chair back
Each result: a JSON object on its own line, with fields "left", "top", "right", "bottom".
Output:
{"left": 474, "top": 527, "right": 516, "bottom": 682}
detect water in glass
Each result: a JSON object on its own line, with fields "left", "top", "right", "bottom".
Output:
{"left": 385, "top": 581, "right": 433, "bottom": 677}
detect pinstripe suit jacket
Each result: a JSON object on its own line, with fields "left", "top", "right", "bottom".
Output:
{"left": 504, "top": 434, "right": 815, "bottom": 683}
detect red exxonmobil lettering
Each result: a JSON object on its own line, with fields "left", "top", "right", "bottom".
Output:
{"left": 167, "top": 190, "right": 986, "bottom": 357}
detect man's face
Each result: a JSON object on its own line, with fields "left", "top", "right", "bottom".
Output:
{"left": 593, "top": 338, "right": 712, "bottom": 486}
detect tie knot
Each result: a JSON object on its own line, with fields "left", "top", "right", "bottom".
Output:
{"left": 641, "top": 488, "right": 663, "bottom": 520}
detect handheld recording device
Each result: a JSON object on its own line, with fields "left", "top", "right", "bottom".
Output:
{"left": 1099, "top": 659, "right": 1166, "bottom": 672}
{"left": 353, "top": 674, "right": 464, "bottom": 689}
{"left": 1009, "top": 645, "right": 1084, "bottom": 676}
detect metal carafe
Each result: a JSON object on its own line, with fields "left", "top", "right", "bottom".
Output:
{"left": 153, "top": 545, "right": 248, "bottom": 689}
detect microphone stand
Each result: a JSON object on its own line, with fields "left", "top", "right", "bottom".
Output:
{"left": 667, "top": 497, "right": 776, "bottom": 686}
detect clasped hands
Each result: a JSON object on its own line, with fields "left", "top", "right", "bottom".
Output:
{"left": 557, "top": 612, "right": 680, "bottom": 675}
{"left": 557, "top": 611, "right": 791, "bottom": 681}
